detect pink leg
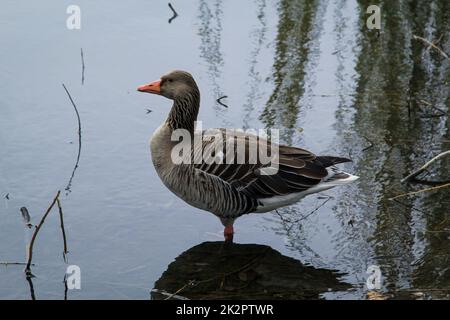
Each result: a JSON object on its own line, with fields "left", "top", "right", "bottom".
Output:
{"left": 224, "top": 225, "right": 234, "bottom": 242}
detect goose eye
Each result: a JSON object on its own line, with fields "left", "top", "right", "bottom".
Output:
{"left": 167, "top": 79, "right": 173, "bottom": 83}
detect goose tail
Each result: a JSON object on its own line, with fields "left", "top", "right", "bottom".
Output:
{"left": 304, "top": 167, "right": 359, "bottom": 195}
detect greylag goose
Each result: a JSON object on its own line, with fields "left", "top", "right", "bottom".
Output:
{"left": 138, "top": 70, "right": 358, "bottom": 242}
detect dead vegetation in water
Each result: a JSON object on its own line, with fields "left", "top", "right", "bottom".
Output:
{"left": 413, "top": 35, "right": 450, "bottom": 62}
{"left": 1, "top": 83, "right": 82, "bottom": 284}
{"left": 24, "top": 191, "right": 69, "bottom": 276}
{"left": 62, "top": 83, "right": 82, "bottom": 195}
{"left": 401, "top": 151, "right": 450, "bottom": 184}
{"left": 388, "top": 151, "right": 450, "bottom": 201}
{"left": 168, "top": 3, "right": 178, "bottom": 24}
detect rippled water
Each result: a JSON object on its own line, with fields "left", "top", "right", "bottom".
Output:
{"left": 1, "top": 0, "right": 449, "bottom": 299}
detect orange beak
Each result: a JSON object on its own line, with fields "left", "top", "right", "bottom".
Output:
{"left": 137, "top": 80, "right": 161, "bottom": 95}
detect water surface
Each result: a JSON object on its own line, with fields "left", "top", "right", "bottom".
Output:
{"left": 1, "top": 0, "right": 449, "bottom": 299}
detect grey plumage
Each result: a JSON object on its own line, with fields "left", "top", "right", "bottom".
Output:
{"left": 141, "top": 70, "right": 358, "bottom": 232}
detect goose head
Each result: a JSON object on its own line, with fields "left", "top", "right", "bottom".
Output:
{"left": 137, "top": 70, "right": 199, "bottom": 101}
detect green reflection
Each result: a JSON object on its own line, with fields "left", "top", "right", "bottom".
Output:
{"left": 260, "top": 0, "right": 320, "bottom": 144}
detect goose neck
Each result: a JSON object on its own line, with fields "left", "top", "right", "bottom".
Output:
{"left": 166, "top": 91, "right": 200, "bottom": 133}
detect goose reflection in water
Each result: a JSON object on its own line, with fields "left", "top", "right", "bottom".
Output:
{"left": 151, "top": 241, "right": 350, "bottom": 300}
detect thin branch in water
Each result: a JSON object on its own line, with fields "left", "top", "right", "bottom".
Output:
{"left": 56, "top": 198, "right": 69, "bottom": 262}
{"left": 4, "top": 193, "right": 9, "bottom": 209}
{"left": 276, "top": 196, "right": 333, "bottom": 226}
{"left": 168, "top": 3, "right": 178, "bottom": 23}
{"left": 361, "top": 135, "right": 374, "bottom": 152}
{"left": 217, "top": 95, "right": 228, "bottom": 108}
{"left": 418, "top": 99, "right": 446, "bottom": 118}
{"left": 0, "top": 262, "right": 35, "bottom": 266}
{"left": 388, "top": 182, "right": 450, "bottom": 201}
{"left": 25, "top": 191, "right": 61, "bottom": 276}
{"left": 413, "top": 35, "right": 450, "bottom": 61}
{"left": 426, "top": 34, "right": 443, "bottom": 51}
{"left": 401, "top": 150, "right": 450, "bottom": 183}
{"left": 62, "top": 84, "right": 82, "bottom": 194}
{"left": 298, "top": 197, "right": 332, "bottom": 221}
{"left": 274, "top": 209, "right": 295, "bottom": 233}
{"left": 164, "top": 281, "right": 195, "bottom": 300}
{"left": 407, "top": 99, "right": 412, "bottom": 118}
{"left": 151, "top": 288, "right": 189, "bottom": 300}
{"left": 80, "top": 48, "right": 85, "bottom": 85}
{"left": 26, "top": 275, "right": 36, "bottom": 300}
{"left": 63, "top": 274, "right": 68, "bottom": 300}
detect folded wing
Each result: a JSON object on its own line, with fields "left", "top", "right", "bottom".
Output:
{"left": 192, "top": 129, "right": 351, "bottom": 199}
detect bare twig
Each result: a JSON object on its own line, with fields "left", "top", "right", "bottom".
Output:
{"left": 401, "top": 150, "right": 450, "bottom": 183}
{"left": 63, "top": 274, "right": 68, "bottom": 300}
{"left": 62, "top": 84, "right": 82, "bottom": 194}
{"left": 56, "top": 198, "right": 69, "bottom": 261}
{"left": 0, "top": 262, "right": 35, "bottom": 266}
{"left": 413, "top": 35, "right": 450, "bottom": 61}
{"left": 151, "top": 289, "right": 189, "bottom": 300}
{"left": 418, "top": 99, "right": 446, "bottom": 118}
{"left": 362, "top": 135, "right": 374, "bottom": 152}
{"left": 274, "top": 209, "right": 295, "bottom": 233}
{"left": 168, "top": 3, "right": 178, "bottom": 23}
{"left": 80, "top": 48, "right": 85, "bottom": 85}
{"left": 389, "top": 182, "right": 450, "bottom": 201}
{"left": 164, "top": 281, "right": 195, "bottom": 300}
{"left": 299, "top": 197, "right": 332, "bottom": 221}
{"left": 217, "top": 95, "right": 229, "bottom": 108}
{"left": 427, "top": 34, "right": 443, "bottom": 51}
{"left": 274, "top": 196, "right": 333, "bottom": 227}
{"left": 25, "top": 191, "right": 61, "bottom": 275}
{"left": 26, "top": 276, "right": 36, "bottom": 300}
